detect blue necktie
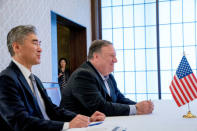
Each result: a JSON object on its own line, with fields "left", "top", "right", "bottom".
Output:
{"left": 29, "top": 74, "right": 49, "bottom": 120}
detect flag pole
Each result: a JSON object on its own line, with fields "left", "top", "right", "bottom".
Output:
{"left": 183, "top": 103, "right": 196, "bottom": 118}
{"left": 182, "top": 53, "right": 196, "bottom": 118}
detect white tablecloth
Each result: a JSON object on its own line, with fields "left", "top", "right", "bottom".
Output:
{"left": 67, "top": 100, "right": 197, "bottom": 131}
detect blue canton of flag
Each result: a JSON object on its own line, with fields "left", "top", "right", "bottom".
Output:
{"left": 176, "top": 56, "right": 193, "bottom": 79}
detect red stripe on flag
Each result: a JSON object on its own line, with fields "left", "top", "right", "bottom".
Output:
{"left": 169, "top": 85, "right": 181, "bottom": 107}
{"left": 191, "top": 74, "right": 197, "bottom": 92}
{"left": 192, "top": 73, "right": 197, "bottom": 83}
{"left": 183, "top": 77, "right": 197, "bottom": 98}
{"left": 179, "top": 79, "right": 193, "bottom": 101}
{"left": 171, "top": 80, "right": 185, "bottom": 105}
{"left": 174, "top": 76, "right": 189, "bottom": 103}
{"left": 188, "top": 75, "right": 197, "bottom": 98}
{"left": 188, "top": 74, "right": 197, "bottom": 92}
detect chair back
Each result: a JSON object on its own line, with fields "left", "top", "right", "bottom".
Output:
{"left": 42, "top": 82, "right": 61, "bottom": 106}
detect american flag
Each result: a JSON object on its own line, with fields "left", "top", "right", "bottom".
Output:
{"left": 169, "top": 55, "right": 197, "bottom": 107}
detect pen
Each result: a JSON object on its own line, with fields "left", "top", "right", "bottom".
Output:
{"left": 88, "top": 121, "right": 103, "bottom": 127}
{"left": 112, "top": 126, "right": 120, "bottom": 131}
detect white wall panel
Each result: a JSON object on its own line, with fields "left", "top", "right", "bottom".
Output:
{"left": 0, "top": 0, "right": 91, "bottom": 82}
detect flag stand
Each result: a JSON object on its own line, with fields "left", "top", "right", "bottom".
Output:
{"left": 183, "top": 104, "right": 196, "bottom": 118}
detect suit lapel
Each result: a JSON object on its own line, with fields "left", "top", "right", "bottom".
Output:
{"left": 34, "top": 76, "right": 48, "bottom": 102}
{"left": 99, "top": 80, "right": 113, "bottom": 101}
{"left": 107, "top": 78, "right": 116, "bottom": 102}
{"left": 86, "top": 61, "right": 112, "bottom": 100}
{"left": 10, "top": 62, "right": 35, "bottom": 98}
{"left": 101, "top": 81, "right": 111, "bottom": 97}
{"left": 18, "top": 74, "right": 35, "bottom": 98}
{"left": 97, "top": 76, "right": 109, "bottom": 96}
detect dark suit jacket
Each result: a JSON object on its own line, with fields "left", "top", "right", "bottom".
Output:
{"left": 60, "top": 61, "right": 136, "bottom": 116}
{"left": 0, "top": 62, "right": 76, "bottom": 131}
{"left": 0, "top": 111, "right": 14, "bottom": 131}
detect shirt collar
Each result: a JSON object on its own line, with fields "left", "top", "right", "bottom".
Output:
{"left": 12, "top": 58, "right": 31, "bottom": 79}
{"left": 98, "top": 72, "right": 109, "bottom": 81}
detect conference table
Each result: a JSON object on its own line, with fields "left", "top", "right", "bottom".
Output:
{"left": 67, "top": 100, "right": 197, "bottom": 131}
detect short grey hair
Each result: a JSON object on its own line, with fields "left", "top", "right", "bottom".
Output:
{"left": 7, "top": 25, "right": 37, "bottom": 56}
{"left": 88, "top": 40, "right": 112, "bottom": 60}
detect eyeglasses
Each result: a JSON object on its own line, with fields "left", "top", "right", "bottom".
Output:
{"left": 32, "top": 40, "right": 41, "bottom": 46}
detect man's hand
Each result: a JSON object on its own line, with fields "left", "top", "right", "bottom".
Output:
{"left": 90, "top": 111, "right": 105, "bottom": 122}
{"left": 69, "top": 114, "right": 90, "bottom": 128}
{"left": 136, "top": 100, "right": 154, "bottom": 115}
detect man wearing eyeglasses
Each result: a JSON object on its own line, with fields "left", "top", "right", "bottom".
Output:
{"left": 0, "top": 25, "right": 105, "bottom": 131}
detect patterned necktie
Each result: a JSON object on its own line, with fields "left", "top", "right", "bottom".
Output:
{"left": 104, "top": 76, "right": 110, "bottom": 96}
{"left": 29, "top": 74, "right": 49, "bottom": 120}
